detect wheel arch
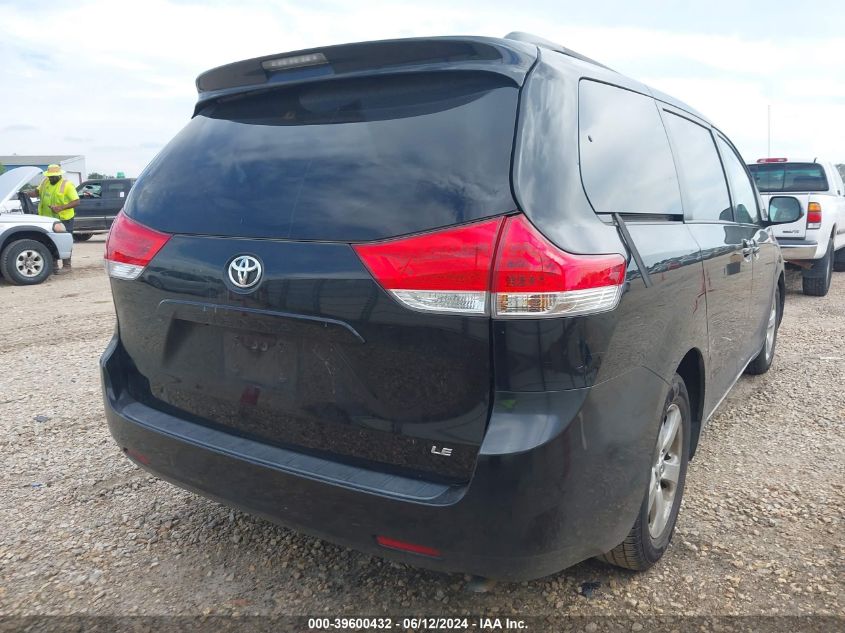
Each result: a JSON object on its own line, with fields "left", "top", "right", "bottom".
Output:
{"left": 0, "top": 230, "right": 60, "bottom": 261}
{"left": 675, "top": 348, "right": 705, "bottom": 459}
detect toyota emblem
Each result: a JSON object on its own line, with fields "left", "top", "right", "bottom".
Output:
{"left": 228, "top": 255, "right": 262, "bottom": 290}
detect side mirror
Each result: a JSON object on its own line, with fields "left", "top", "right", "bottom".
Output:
{"left": 768, "top": 196, "right": 803, "bottom": 225}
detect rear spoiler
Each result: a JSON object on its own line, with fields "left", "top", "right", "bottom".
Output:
{"left": 193, "top": 36, "right": 537, "bottom": 113}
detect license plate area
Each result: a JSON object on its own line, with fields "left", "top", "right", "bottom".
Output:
{"left": 222, "top": 329, "right": 298, "bottom": 391}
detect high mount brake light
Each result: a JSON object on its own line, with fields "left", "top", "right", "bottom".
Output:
{"left": 807, "top": 202, "right": 822, "bottom": 229}
{"left": 104, "top": 212, "right": 171, "bottom": 280}
{"left": 261, "top": 52, "right": 328, "bottom": 72}
{"left": 354, "top": 215, "right": 627, "bottom": 318}
{"left": 757, "top": 158, "right": 789, "bottom": 163}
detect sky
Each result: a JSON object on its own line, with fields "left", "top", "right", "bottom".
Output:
{"left": 1, "top": 0, "right": 844, "bottom": 178}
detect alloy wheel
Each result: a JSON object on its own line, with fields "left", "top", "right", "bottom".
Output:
{"left": 764, "top": 292, "right": 777, "bottom": 362}
{"left": 15, "top": 249, "right": 45, "bottom": 278}
{"left": 648, "top": 403, "right": 683, "bottom": 539}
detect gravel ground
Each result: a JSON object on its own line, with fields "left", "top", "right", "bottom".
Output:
{"left": 1, "top": 237, "right": 843, "bottom": 626}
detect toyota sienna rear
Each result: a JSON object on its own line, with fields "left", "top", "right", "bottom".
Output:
{"left": 101, "top": 33, "right": 788, "bottom": 579}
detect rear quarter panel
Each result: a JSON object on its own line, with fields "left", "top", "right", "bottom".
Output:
{"left": 503, "top": 53, "right": 713, "bottom": 549}
{"left": 511, "top": 52, "right": 710, "bottom": 390}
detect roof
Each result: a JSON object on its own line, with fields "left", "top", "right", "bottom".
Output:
{"left": 0, "top": 155, "right": 83, "bottom": 165}
{"left": 504, "top": 32, "right": 613, "bottom": 71}
{"left": 502, "top": 33, "right": 711, "bottom": 125}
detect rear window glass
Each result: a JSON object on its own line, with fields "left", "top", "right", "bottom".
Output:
{"left": 126, "top": 73, "right": 519, "bottom": 241}
{"left": 747, "top": 163, "right": 829, "bottom": 192}
{"left": 578, "top": 80, "right": 682, "bottom": 215}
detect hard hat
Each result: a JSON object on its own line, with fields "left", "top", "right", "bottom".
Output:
{"left": 45, "top": 164, "right": 64, "bottom": 178}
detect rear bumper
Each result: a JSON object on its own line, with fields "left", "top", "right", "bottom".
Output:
{"left": 776, "top": 238, "right": 821, "bottom": 260}
{"left": 100, "top": 335, "right": 667, "bottom": 580}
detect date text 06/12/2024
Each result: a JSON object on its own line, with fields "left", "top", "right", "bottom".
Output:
{"left": 307, "top": 617, "right": 528, "bottom": 630}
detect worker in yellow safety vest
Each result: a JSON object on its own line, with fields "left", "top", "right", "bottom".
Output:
{"left": 31, "top": 164, "right": 80, "bottom": 273}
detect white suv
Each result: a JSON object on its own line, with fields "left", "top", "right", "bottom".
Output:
{"left": 748, "top": 158, "right": 845, "bottom": 296}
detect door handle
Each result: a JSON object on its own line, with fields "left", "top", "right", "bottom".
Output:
{"left": 741, "top": 239, "right": 754, "bottom": 260}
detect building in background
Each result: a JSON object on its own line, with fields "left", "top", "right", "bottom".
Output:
{"left": 0, "top": 155, "right": 86, "bottom": 185}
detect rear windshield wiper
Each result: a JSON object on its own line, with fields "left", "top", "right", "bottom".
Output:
{"left": 612, "top": 212, "right": 653, "bottom": 288}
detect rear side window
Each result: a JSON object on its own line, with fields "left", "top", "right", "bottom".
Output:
{"left": 747, "top": 162, "right": 829, "bottom": 193}
{"left": 126, "top": 72, "right": 519, "bottom": 241}
{"left": 716, "top": 136, "right": 760, "bottom": 224}
{"left": 662, "top": 112, "right": 732, "bottom": 222}
{"left": 578, "top": 80, "right": 681, "bottom": 215}
{"left": 104, "top": 182, "right": 128, "bottom": 199}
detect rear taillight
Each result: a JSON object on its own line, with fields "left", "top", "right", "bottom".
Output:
{"left": 105, "top": 212, "right": 171, "bottom": 280}
{"left": 354, "top": 214, "right": 627, "bottom": 318}
{"left": 807, "top": 202, "right": 822, "bottom": 230}
{"left": 353, "top": 218, "right": 503, "bottom": 314}
{"left": 492, "top": 215, "right": 626, "bottom": 317}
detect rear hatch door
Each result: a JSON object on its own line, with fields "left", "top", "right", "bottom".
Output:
{"left": 113, "top": 70, "right": 522, "bottom": 482}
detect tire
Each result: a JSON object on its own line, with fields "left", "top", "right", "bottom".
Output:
{"left": 802, "top": 239, "right": 833, "bottom": 296}
{"left": 73, "top": 233, "right": 93, "bottom": 242}
{"left": 0, "top": 239, "right": 53, "bottom": 286}
{"left": 598, "top": 374, "right": 691, "bottom": 571}
{"left": 745, "top": 285, "right": 781, "bottom": 375}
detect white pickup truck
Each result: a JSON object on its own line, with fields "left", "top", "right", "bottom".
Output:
{"left": 0, "top": 167, "right": 74, "bottom": 285}
{"left": 748, "top": 158, "right": 845, "bottom": 296}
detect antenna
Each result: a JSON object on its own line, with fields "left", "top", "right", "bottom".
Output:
{"left": 504, "top": 32, "right": 614, "bottom": 71}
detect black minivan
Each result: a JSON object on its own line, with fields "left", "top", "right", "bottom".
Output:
{"left": 101, "top": 34, "right": 799, "bottom": 580}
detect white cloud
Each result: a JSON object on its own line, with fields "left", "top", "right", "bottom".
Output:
{"left": 1, "top": 0, "right": 842, "bottom": 177}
